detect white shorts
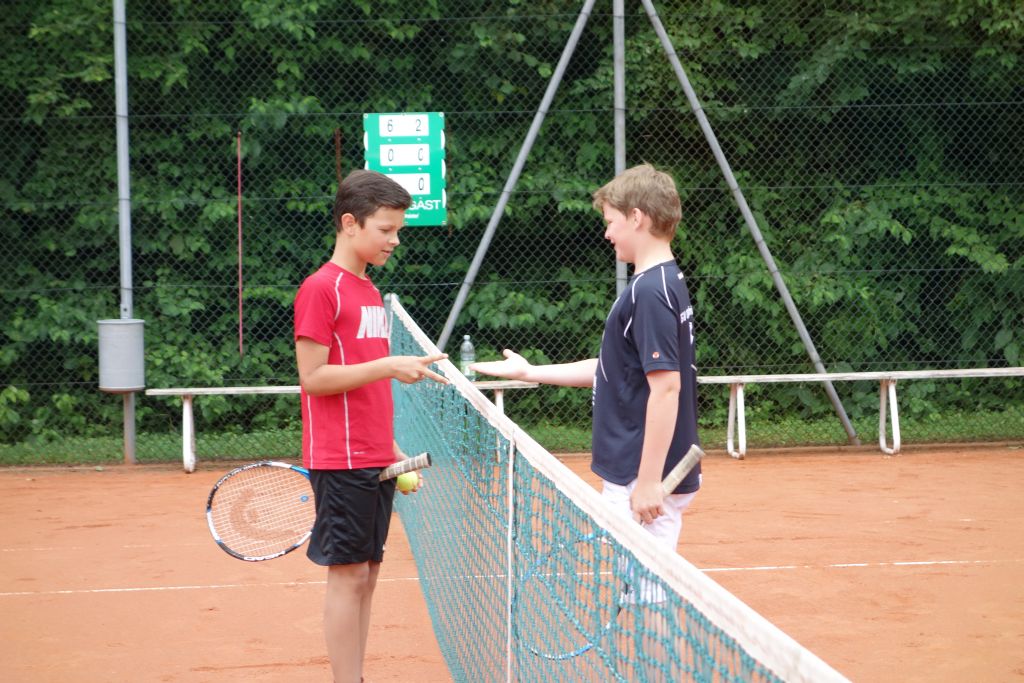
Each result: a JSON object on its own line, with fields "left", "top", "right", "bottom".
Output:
{"left": 601, "top": 478, "right": 697, "bottom": 603}
{"left": 601, "top": 478, "right": 697, "bottom": 547}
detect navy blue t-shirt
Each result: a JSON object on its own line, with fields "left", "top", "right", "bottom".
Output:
{"left": 591, "top": 260, "right": 700, "bottom": 494}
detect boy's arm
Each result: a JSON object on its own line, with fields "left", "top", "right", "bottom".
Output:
{"left": 470, "top": 349, "right": 597, "bottom": 388}
{"left": 392, "top": 440, "right": 408, "bottom": 460}
{"left": 296, "top": 337, "right": 447, "bottom": 396}
{"left": 630, "top": 369, "right": 681, "bottom": 524}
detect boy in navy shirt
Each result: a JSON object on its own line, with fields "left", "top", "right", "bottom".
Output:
{"left": 471, "top": 163, "right": 700, "bottom": 551}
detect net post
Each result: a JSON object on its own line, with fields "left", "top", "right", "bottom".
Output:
{"left": 504, "top": 431, "right": 516, "bottom": 683}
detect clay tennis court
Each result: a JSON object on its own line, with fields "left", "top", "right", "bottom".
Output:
{"left": 2, "top": 443, "right": 1022, "bottom": 682}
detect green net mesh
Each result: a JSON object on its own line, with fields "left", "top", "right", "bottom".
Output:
{"left": 388, "top": 295, "right": 847, "bottom": 683}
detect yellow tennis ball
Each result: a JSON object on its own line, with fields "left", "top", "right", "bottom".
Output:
{"left": 396, "top": 471, "right": 418, "bottom": 493}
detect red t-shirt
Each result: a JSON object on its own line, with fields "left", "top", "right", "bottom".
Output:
{"left": 293, "top": 262, "right": 394, "bottom": 470}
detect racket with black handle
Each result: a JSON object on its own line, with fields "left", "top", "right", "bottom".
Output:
{"left": 516, "top": 444, "right": 704, "bottom": 660}
{"left": 206, "top": 452, "right": 432, "bottom": 562}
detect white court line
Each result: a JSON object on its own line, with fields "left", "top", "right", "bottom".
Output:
{"left": 2, "top": 558, "right": 1021, "bottom": 598}
{"left": 0, "top": 580, "right": 324, "bottom": 597}
{"left": 702, "top": 558, "right": 1024, "bottom": 573}
{"left": 1, "top": 543, "right": 207, "bottom": 553}
{"left": 0, "top": 576, "right": 424, "bottom": 598}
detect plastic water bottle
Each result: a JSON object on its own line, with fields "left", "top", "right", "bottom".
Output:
{"left": 460, "top": 334, "right": 476, "bottom": 380}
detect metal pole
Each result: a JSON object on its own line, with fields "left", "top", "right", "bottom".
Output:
{"left": 613, "top": 0, "right": 628, "bottom": 295}
{"left": 639, "top": 0, "right": 859, "bottom": 444}
{"left": 436, "top": 0, "right": 597, "bottom": 351}
{"left": 113, "top": 0, "right": 137, "bottom": 463}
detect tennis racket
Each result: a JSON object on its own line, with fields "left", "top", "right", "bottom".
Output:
{"left": 206, "top": 452, "right": 432, "bottom": 562}
{"left": 515, "top": 444, "right": 703, "bottom": 660}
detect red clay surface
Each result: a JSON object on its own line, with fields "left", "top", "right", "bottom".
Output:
{"left": 2, "top": 443, "right": 1022, "bottom": 682}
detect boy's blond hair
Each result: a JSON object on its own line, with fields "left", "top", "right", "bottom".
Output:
{"left": 592, "top": 163, "right": 682, "bottom": 239}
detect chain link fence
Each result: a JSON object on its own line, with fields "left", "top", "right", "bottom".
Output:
{"left": 2, "top": 2, "right": 1021, "bottom": 464}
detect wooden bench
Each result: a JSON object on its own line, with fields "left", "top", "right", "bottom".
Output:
{"left": 698, "top": 367, "right": 1024, "bottom": 458}
{"left": 146, "top": 380, "right": 538, "bottom": 472}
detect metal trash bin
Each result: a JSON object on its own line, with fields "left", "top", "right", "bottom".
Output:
{"left": 98, "top": 318, "right": 145, "bottom": 392}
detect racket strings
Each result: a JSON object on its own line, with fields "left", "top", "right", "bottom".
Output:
{"left": 210, "top": 467, "right": 314, "bottom": 557}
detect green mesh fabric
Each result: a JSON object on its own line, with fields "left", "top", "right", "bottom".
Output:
{"left": 388, "top": 295, "right": 847, "bottom": 683}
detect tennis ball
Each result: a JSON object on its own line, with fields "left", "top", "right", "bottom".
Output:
{"left": 396, "top": 471, "right": 419, "bottom": 493}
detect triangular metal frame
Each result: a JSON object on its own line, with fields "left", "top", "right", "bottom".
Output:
{"left": 437, "top": 0, "right": 858, "bottom": 444}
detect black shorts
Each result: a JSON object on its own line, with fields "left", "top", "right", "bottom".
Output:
{"left": 306, "top": 467, "right": 397, "bottom": 566}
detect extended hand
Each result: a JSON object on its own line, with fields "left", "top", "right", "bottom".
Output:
{"left": 470, "top": 349, "right": 531, "bottom": 380}
{"left": 392, "top": 353, "right": 449, "bottom": 385}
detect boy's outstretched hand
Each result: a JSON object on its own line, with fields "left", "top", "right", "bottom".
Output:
{"left": 392, "top": 353, "right": 449, "bottom": 384}
{"left": 469, "top": 349, "right": 532, "bottom": 380}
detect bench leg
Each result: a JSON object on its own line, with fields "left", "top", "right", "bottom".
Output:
{"left": 727, "top": 383, "right": 746, "bottom": 459}
{"left": 879, "top": 380, "right": 901, "bottom": 456}
{"left": 182, "top": 394, "right": 196, "bottom": 473}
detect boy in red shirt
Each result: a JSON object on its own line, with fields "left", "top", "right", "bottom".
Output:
{"left": 294, "top": 169, "right": 447, "bottom": 683}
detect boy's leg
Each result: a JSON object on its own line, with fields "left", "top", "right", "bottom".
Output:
{"left": 602, "top": 480, "right": 696, "bottom": 682}
{"left": 359, "top": 561, "right": 382, "bottom": 669}
{"left": 325, "top": 562, "right": 374, "bottom": 683}
{"left": 308, "top": 469, "right": 396, "bottom": 683}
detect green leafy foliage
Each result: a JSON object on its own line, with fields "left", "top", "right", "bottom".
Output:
{"left": 1, "top": 1, "right": 1021, "bottom": 457}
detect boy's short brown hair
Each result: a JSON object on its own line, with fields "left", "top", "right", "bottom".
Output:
{"left": 592, "top": 163, "right": 682, "bottom": 239}
{"left": 333, "top": 169, "right": 412, "bottom": 230}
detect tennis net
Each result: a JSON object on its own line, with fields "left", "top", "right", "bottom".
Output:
{"left": 387, "top": 294, "right": 848, "bottom": 683}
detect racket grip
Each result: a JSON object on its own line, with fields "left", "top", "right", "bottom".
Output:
{"left": 661, "top": 444, "right": 704, "bottom": 494}
{"left": 380, "top": 452, "right": 432, "bottom": 481}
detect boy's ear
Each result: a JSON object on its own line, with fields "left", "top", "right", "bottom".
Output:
{"left": 339, "top": 212, "right": 359, "bottom": 234}
{"left": 631, "top": 207, "right": 646, "bottom": 229}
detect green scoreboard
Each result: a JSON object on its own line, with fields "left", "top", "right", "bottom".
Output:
{"left": 363, "top": 112, "right": 447, "bottom": 227}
